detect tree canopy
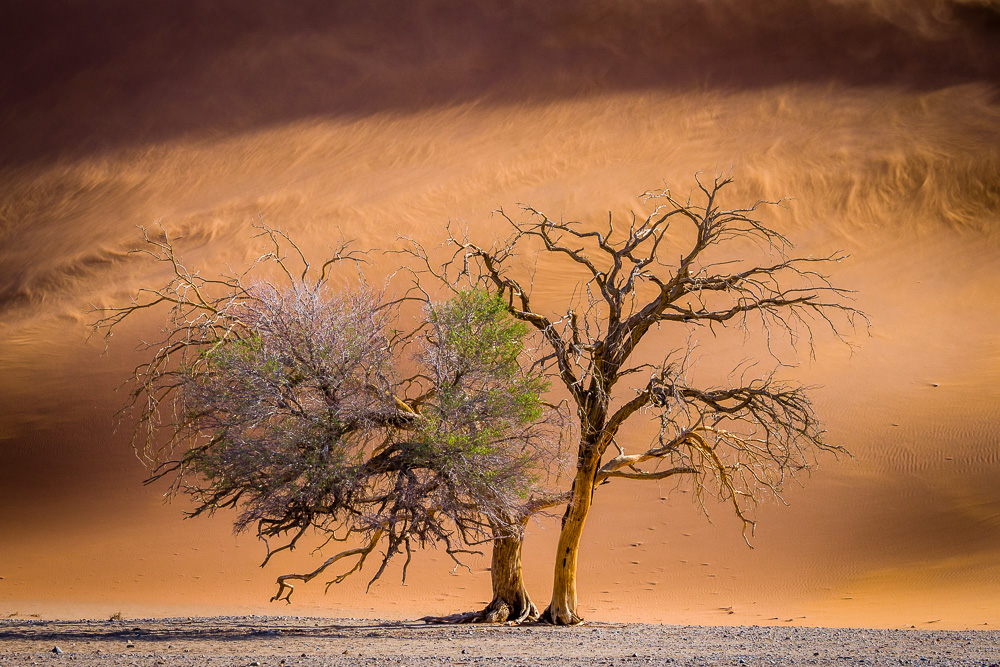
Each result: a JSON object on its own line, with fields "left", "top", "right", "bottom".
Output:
{"left": 93, "top": 225, "right": 561, "bottom": 608}
{"left": 404, "top": 173, "right": 864, "bottom": 623}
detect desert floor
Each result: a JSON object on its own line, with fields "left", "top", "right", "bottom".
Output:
{"left": 2, "top": 616, "right": 998, "bottom": 667}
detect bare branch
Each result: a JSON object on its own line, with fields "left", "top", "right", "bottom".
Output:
{"left": 417, "top": 173, "right": 864, "bottom": 624}
{"left": 271, "top": 529, "right": 383, "bottom": 604}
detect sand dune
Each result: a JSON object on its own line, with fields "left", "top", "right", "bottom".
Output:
{"left": 1, "top": 0, "right": 999, "bottom": 630}
{"left": 3, "top": 0, "right": 1000, "bottom": 168}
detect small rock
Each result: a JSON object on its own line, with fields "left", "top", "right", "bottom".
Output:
{"left": 461, "top": 649, "right": 469, "bottom": 654}
{"left": 51, "top": 646, "right": 63, "bottom": 655}
{"left": 250, "top": 662, "right": 261, "bottom": 666}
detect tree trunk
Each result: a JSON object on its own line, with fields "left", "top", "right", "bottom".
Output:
{"left": 476, "top": 525, "right": 539, "bottom": 623}
{"left": 540, "top": 462, "right": 597, "bottom": 625}
{"left": 419, "top": 518, "right": 538, "bottom": 624}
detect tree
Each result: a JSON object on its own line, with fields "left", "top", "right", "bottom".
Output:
{"left": 92, "top": 224, "right": 562, "bottom": 621}
{"left": 407, "top": 174, "right": 864, "bottom": 624}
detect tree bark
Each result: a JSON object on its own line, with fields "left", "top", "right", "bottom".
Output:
{"left": 420, "top": 517, "right": 538, "bottom": 624}
{"left": 540, "top": 462, "right": 597, "bottom": 625}
{"left": 477, "top": 525, "right": 539, "bottom": 623}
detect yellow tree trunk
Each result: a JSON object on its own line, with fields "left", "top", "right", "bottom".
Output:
{"left": 540, "top": 463, "right": 597, "bottom": 625}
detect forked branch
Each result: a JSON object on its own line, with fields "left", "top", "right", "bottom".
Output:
{"left": 271, "top": 529, "right": 384, "bottom": 604}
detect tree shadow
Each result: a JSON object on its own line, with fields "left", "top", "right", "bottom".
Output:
{"left": 0, "top": 618, "right": 439, "bottom": 644}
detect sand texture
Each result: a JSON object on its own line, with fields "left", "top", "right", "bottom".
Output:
{"left": 2, "top": 616, "right": 998, "bottom": 666}
{"left": 1, "top": 0, "right": 999, "bottom": 631}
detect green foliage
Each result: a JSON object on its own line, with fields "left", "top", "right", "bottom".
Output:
{"left": 413, "top": 290, "right": 552, "bottom": 508}
{"left": 152, "top": 281, "right": 557, "bottom": 584}
{"left": 429, "top": 289, "right": 529, "bottom": 376}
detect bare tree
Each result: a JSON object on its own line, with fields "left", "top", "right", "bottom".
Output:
{"left": 92, "top": 225, "right": 562, "bottom": 619}
{"left": 406, "top": 174, "right": 865, "bottom": 624}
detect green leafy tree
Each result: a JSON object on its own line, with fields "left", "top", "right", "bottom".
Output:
{"left": 93, "top": 226, "right": 561, "bottom": 619}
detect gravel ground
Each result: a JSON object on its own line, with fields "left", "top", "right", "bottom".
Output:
{"left": 0, "top": 616, "right": 997, "bottom": 666}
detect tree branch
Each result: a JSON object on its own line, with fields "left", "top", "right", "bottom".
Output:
{"left": 271, "top": 529, "right": 384, "bottom": 604}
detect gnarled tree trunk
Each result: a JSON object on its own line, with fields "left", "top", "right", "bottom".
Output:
{"left": 476, "top": 524, "right": 539, "bottom": 623}
{"left": 420, "top": 517, "right": 538, "bottom": 624}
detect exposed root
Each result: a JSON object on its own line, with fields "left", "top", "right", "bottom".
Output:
{"left": 538, "top": 604, "right": 584, "bottom": 626}
{"left": 420, "top": 596, "right": 540, "bottom": 625}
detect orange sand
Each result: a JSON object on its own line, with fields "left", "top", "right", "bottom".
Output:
{"left": 1, "top": 0, "right": 998, "bottom": 630}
